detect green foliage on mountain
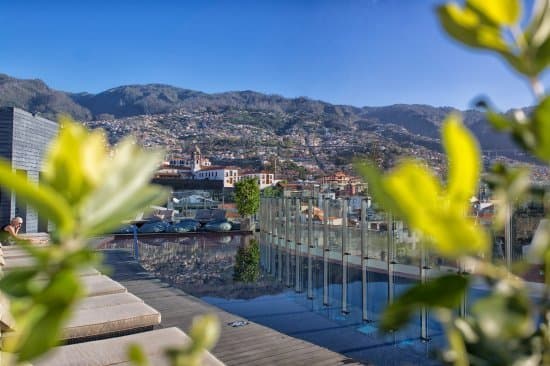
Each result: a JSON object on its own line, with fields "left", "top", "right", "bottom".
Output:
{"left": 0, "top": 74, "right": 92, "bottom": 121}
{"left": 0, "top": 73, "right": 518, "bottom": 152}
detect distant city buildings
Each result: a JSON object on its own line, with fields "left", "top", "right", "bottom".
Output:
{"left": 156, "top": 145, "right": 275, "bottom": 189}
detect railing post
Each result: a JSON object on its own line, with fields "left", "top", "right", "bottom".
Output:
{"left": 323, "top": 197, "right": 330, "bottom": 306}
{"left": 307, "top": 196, "right": 314, "bottom": 299}
{"left": 285, "top": 197, "right": 291, "bottom": 287}
{"left": 294, "top": 198, "right": 302, "bottom": 292}
{"left": 267, "top": 198, "right": 272, "bottom": 272}
{"left": 504, "top": 202, "right": 513, "bottom": 270}
{"left": 269, "top": 198, "right": 277, "bottom": 274}
{"left": 361, "top": 198, "right": 369, "bottom": 322}
{"left": 295, "top": 197, "right": 302, "bottom": 292}
{"left": 132, "top": 224, "right": 139, "bottom": 260}
{"left": 420, "top": 235, "right": 430, "bottom": 341}
{"left": 277, "top": 197, "right": 283, "bottom": 282}
{"left": 341, "top": 198, "right": 349, "bottom": 314}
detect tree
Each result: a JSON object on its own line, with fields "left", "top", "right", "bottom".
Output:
{"left": 356, "top": 1, "right": 550, "bottom": 365}
{"left": 234, "top": 177, "right": 260, "bottom": 218}
{"left": 233, "top": 238, "right": 260, "bottom": 282}
{"left": 234, "top": 177, "right": 260, "bottom": 232}
{"left": 261, "top": 185, "right": 283, "bottom": 198}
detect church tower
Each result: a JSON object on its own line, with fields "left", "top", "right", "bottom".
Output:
{"left": 192, "top": 145, "right": 201, "bottom": 172}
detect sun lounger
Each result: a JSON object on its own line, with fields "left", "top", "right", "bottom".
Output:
{"left": 2, "top": 257, "right": 100, "bottom": 277}
{"left": 34, "top": 327, "right": 224, "bottom": 366}
{"left": 62, "top": 301, "right": 160, "bottom": 343}
{"left": 80, "top": 275, "right": 126, "bottom": 297}
{"left": 76, "top": 292, "right": 144, "bottom": 311}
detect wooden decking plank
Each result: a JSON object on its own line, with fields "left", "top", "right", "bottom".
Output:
{"left": 214, "top": 332, "right": 301, "bottom": 356}
{"left": 239, "top": 345, "right": 334, "bottom": 365}
{"left": 219, "top": 338, "right": 314, "bottom": 363}
{"left": 214, "top": 328, "right": 302, "bottom": 351}
{"left": 103, "top": 249, "right": 366, "bottom": 366}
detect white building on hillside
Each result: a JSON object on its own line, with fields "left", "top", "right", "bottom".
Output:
{"left": 239, "top": 171, "right": 275, "bottom": 190}
{"left": 163, "top": 146, "right": 274, "bottom": 188}
{"left": 194, "top": 166, "right": 239, "bottom": 188}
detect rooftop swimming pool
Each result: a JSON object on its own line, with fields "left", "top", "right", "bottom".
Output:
{"left": 105, "top": 233, "right": 477, "bottom": 365}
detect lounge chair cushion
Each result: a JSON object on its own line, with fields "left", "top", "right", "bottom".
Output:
{"left": 62, "top": 302, "right": 161, "bottom": 341}
{"left": 3, "top": 257, "right": 100, "bottom": 277}
{"left": 2, "top": 248, "right": 33, "bottom": 258}
{"left": 75, "top": 292, "right": 143, "bottom": 311}
{"left": 35, "top": 327, "right": 224, "bottom": 366}
{"left": 81, "top": 275, "right": 126, "bottom": 297}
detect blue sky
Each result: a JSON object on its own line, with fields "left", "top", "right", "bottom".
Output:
{"left": 0, "top": 0, "right": 543, "bottom": 109}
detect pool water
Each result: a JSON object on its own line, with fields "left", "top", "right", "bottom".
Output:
{"left": 133, "top": 234, "right": 448, "bottom": 365}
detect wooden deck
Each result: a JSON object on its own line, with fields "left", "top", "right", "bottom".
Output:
{"left": 103, "top": 248, "right": 365, "bottom": 366}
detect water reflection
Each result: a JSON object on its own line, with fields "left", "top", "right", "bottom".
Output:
{"left": 135, "top": 235, "right": 285, "bottom": 299}
{"left": 233, "top": 238, "right": 260, "bottom": 283}
{"left": 117, "top": 234, "right": 443, "bottom": 365}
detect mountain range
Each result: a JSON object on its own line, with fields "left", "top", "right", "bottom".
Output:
{"left": 0, "top": 73, "right": 518, "bottom": 152}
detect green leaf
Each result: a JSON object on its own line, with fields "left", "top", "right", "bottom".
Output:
{"left": 438, "top": 4, "right": 509, "bottom": 52}
{"left": 466, "top": 0, "right": 521, "bottom": 26}
{"left": 0, "top": 159, "right": 74, "bottom": 237}
{"left": 42, "top": 116, "right": 110, "bottom": 207}
{"left": 127, "top": 344, "right": 149, "bottom": 366}
{"left": 189, "top": 315, "right": 220, "bottom": 350}
{"left": 531, "top": 96, "right": 550, "bottom": 161}
{"left": 0, "top": 269, "right": 40, "bottom": 298}
{"left": 524, "top": 0, "right": 550, "bottom": 74}
{"left": 485, "top": 163, "right": 531, "bottom": 228}
{"left": 444, "top": 113, "right": 482, "bottom": 208}
{"left": 17, "top": 306, "right": 69, "bottom": 362}
{"left": 486, "top": 111, "right": 513, "bottom": 131}
{"left": 486, "top": 98, "right": 550, "bottom": 163}
{"left": 471, "top": 290, "right": 534, "bottom": 339}
{"left": 78, "top": 137, "right": 169, "bottom": 236}
{"left": 357, "top": 115, "right": 488, "bottom": 258}
{"left": 353, "top": 162, "right": 403, "bottom": 216}
{"left": 381, "top": 275, "right": 469, "bottom": 331}
{"left": 525, "top": 0, "right": 550, "bottom": 46}
{"left": 35, "top": 270, "right": 82, "bottom": 305}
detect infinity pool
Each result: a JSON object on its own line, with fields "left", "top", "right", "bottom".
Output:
{"left": 127, "top": 234, "right": 450, "bottom": 365}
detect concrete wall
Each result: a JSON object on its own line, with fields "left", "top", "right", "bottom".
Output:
{"left": 0, "top": 107, "right": 58, "bottom": 233}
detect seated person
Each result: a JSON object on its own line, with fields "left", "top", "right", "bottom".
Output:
{"left": 2, "top": 216, "right": 23, "bottom": 238}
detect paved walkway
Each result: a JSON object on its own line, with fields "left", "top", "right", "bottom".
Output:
{"left": 103, "top": 249, "right": 365, "bottom": 366}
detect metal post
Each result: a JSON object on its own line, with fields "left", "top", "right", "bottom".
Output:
{"left": 361, "top": 198, "right": 369, "bottom": 321}
{"left": 277, "top": 198, "right": 283, "bottom": 282}
{"left": 265, "top": 198, "right": 273, "bottom": 273}
{"left": 308, "top": 238, "right": 317, "bottom": 299}
{"left": 285, "top": 197, "right": 291, "bottom": 287}
{"left": 307, "top": 197, "right": 314, "bottom": 299}
{"left": 294, "top": 197, "right": 302, "bottom": 291}
{"left": 271, "top": 198, "right": 277, "bottom": 275}
{"left": 420, "top": 236, "right": 430, "bottom": 341}
{"left": 269, "top": 198, "right": 277, "bottom": 274}
{"left": 295, "top": 197, "right": 302, "bottom": 292}
{"left": 323, "top": 197, "right": 330, "bottom": 306}
{"left": 504, "top": 202, "right": 513, "bottom": 270}
{"left": 132, "top": 224, "right": 139, "bottom": 260}
{"left": 341, "top": 198, "right": 349, "bottom": 314}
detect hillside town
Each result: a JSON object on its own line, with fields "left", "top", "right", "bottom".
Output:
{"left": 85, "top": 108, "right": 550, "bottom": 187}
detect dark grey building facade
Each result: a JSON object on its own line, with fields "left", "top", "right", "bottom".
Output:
{"left": 0, "top": 107, "right": 58, "bottom": 233}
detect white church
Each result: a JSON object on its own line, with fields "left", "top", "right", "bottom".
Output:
{"left": 160, "top": 146, "right": 274, "bottom": 189}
